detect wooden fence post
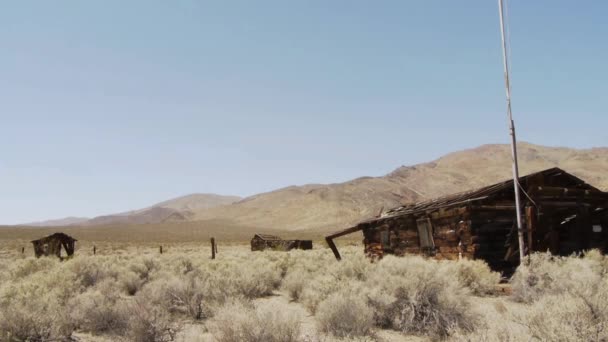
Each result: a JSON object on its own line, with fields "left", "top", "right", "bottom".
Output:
{"left": 211, "top": 238, "right": 216, "bottom": 259}
{"left": 93, "top": 245, "right": 96, "bottom": 255}
{"left": 21, "top": 247, "right": 25, "bottom": 255}
{"left": 160, "top": 245, "right": 163, "bottom": 254}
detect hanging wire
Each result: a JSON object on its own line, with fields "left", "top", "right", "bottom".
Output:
{"left": 518, "top": 181, "right": 538, "bottom": 208}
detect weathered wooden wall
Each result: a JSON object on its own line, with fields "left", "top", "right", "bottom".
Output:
{"left": 251, "top": 238, "right": 313, "bottom": 251}
{"left": 363, "top": 207, "right": 477, "bottom": 261}
{"left": 361, "top": 199, "right": 607, "bottom": 273}
{"left": 32, "top": 236, "right": 76, "bottom": 259}
{"left": 334, "top": 169, "right": 608, "bottom": 274}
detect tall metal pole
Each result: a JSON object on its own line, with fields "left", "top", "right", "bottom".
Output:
{"left": 498, "top": 0, "right": 526, "bottom": 263}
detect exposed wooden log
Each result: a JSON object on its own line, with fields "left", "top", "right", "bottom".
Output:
{"left": 537, "top": 201, "right": 591, "bottom": 207}
{"left": 211, "top": 237, "right": 216, "bottom": 260}
{"left": 326, "top": 236, "right": 341, "bottom": 260}
{"left": 533, "top": 186, "right": 605, "bottom": 197}
{"left": 536, "top": 198, "right": 608, "bottom": 206}
{"left": 526, "top": 206, "right": 536, "bottom": 252}
{"left": 471, "top": 205, "right": 516, "bottom": 210}
{"left": 325, "top": 225, "right": 366, "bottom": 261}
{"left": 326, "top": 225, "right": 365, "bottom": 240}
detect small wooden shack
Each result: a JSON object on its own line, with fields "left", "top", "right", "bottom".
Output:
{"left": 31, "top": 232, "right": 77, "bottom": 259}
{"left": 326, "top": 168, "right": 608, "bottom": 274}
{"left": 251, "top": 234, "right": 313, "bottom": 251}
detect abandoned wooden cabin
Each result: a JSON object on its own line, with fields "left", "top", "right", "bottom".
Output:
{"left": 326, "top": 168, "right": 608, "bottom": 273}
{"left": 31, "top": 232, "right": 77, "bottom": 259}
{"left": 251, "top": 234, "right": 313, "bottom": 251}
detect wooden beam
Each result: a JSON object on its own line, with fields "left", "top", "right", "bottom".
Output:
{"left": 471, "top": 205, "right": 516, "bottom": 211}
{"left": 533, "top": 186, "right": 605, "bottom": 197}
{"left": 326, "top": 237, "right": 341, "bottom": 260}
{"left": 538, "top": 201, "right": 591, "bottom": 208}
{"left": 325, "top": 225, "right": 365, "bottom": 240}
{"left": 325, "top": 225, "right": 366, "bottom": 261}
{"left": 211, "top": 237, "right": 216, "bottom": 260}
{"left": 577, "top": 203, "right": 591, "bottom": 250}
{"left": 526, "top": 206, "right": 536, "bottom": 252}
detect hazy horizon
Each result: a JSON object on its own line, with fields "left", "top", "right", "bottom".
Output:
{"left": 2, "top": 1, "right": 607, "bottom": 224}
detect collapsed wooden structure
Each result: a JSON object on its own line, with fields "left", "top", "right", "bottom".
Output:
{"left": 326, "top": 168, "right": 608, "bottom": 273}
{"left": 31, "top": 232, "right": 77, "bottom": 259}
{"left": 250, "top": 234, "right": 313, "bottom": 251}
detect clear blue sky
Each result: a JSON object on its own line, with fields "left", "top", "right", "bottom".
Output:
{"left": 1, "top": 1, "right": 607, "bottom": 224}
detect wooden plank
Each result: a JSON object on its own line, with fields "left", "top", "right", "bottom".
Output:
{"left": 211, "top": 237, "right": 216, "bottom": 259}
{"left": 325, "top": 225, "right": 368, "bottom": 261}
{"left": 326, "top": 237, "right": 342, "bottom": 260}
{"left": 577, "top": 203, "right": 591, "bottom": 250}
{"left": 526, "top": 206, "right": 536, "bottom": 252}
{"left": 532, "top": 186, "right": 605, "bottom": 197}
{"left": 325, "top": 225, "right": 365, "bottom": 240}
{"left": 416, "top": 217, "right": 435, "bottom": 255}
{"left": 471, "top": 205, "right": 516, "bottom": 211}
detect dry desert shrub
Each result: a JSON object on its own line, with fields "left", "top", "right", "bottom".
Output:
{"left": 285, "top": 249, "right": 479, "bottom": 339}
{"left": 0, "top": 297, "right": 74, "bottom": 342}
{"left": 315, "top": 291, "right": 375, "bottom": 338}
{"left": 69, "top": 284, "right": 129, "bottom": 335}
{"left": 295, "top": 248, "right": 371, "bottom": 313}
{"left": 174, "top": 324, "right": 207, "bottom": 342}
{"left": 0, "top": 262, "right": 77, "bottom": 341}
{"left": 210, "top": 299, "right": 301, "bottom": 342}
{"left": 144, "top": 272, "right": 216, "bottom": 320}
{"left": 510, "top": 253, "right": 608, "bottom": 341}
{"left": 510, "top": 251, "right": 605, "bottom": 303}
{"left": 300, "top": 274, "right": 344, "bottom": 313}
{"left": 583, "top": 249, "right": 608, "bottom": 275}
{"left": 455, "top": 252, "right": 608, "bottom": 341}
{"left": 282, "top": 270, "right": 307, "bottom": 301}
{"left": 448, "top": 297, "right": 532, "bottom": 342}
{"left": 364, "top": 256, "right": 477, "bottom": 337}
{"left": 0, "top": 244, "right": 525, "bottom": 341}
{"left": 525, "top": 288, "right": 608, "bottom": 341}
{"left": 119, "top": 269, "right": 145, "bottom": 295}
{"left": 454, "top": 286, "right": 608, "bottom": 342}
{"left": 7, "top": 257, "right": 60, "bottom": 279}
{"left": 231, "top": 258, "right": 283, "bottom": 298}
{"left": 126, "top": 296, "right": 178, "bottom": 342}
{"left": 129, "top": 255, "right": 161, "bottom": 283}
{"left": 445, "top": 258, "right": 501, "bottom": 296}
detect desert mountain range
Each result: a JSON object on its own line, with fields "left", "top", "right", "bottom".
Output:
{"left": 21, "top": 142, "right": 608, "bottom": 233}
{"left": 22, "top": 194, "right": 241, "bottom": 227}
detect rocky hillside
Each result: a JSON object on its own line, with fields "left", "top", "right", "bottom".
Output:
{"left": 193, "top": 142, "right": 608, "bottom": 232}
